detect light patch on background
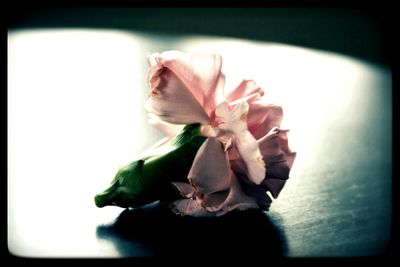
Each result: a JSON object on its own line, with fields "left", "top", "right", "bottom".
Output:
{"left": 8, "top": 29, "right": 157, "bottom": 257}
{"left": 8, "top": 29, "right": 391, "bottom": 257}
{"left": 178, "top": 36, "right": 390, "bottom": 175}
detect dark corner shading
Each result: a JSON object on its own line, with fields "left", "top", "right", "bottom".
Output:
{"left": 97, "top": 201, "right": 287, "bottom": 257}
{"left": 7, "top": 8, "right": 392, "bottom": 66}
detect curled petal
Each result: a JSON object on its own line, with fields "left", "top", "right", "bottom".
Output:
{"left": 216, "top": 101, "right": 266, "bottom": 184}
{"left": 261, "top": 178, "right": 287, "bottom": 199}
{"left": 247, "top": 100, "right": 284, "bottom": 140}
{"left": 228, "top": 127, "right": 296, "bottom": 185}
{"left": 230, "top": 127, "right": 296, "bottom": 182}
{"left": 162, "top": 51, "right": 225, "bottom": 117}
{"left": 235, "top": 130, "right": 265, "bottom": 185}
{"left": 172, "top": 182, "right": 195, "bottom": 198}
{"left": 171, "top": 186, "right": 230, "bottom": 216}
{"left": 146, "top": 67, "right": 210, "bottom": 124}
{"left": 215, "top": 101, "right": 247, "bottom": 133}
{"left": 188, "top": 137, "right": 231, "bottom": 195}
{"left": 147, "top": 51, "right": 225, "bottom": 122}
{"left": 258, "top": 127, "right": 297, "bottom": 180}
{"left": 199, "top": 124, "right": 220, "bottom": 138}
{"left": 277, "top": 129, "right": 297, "bottom": 169}
{"left": 240, "top": 180, "right": 273, "bottom": 209}
{"left": 170, "top": 199, "right": 216, "bottom": 217}
{"left": 225, "top": 79, "right": 264, "bottom": 103}
{"left": 229, "top": 154, "right": 248, "bottom": 179}
{"left": 210, "top": 172, "right": 259, "bottom": 216}
{"left": 171, "top": 172, "right": 259, "bottom": 217}
{"left": 201, "top": 190, "right": 229, "bottom": 209}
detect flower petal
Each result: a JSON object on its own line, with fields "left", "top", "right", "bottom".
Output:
{"left": 171, "top": 172, "right": 260, "bottom": 217}
{"left": 277, "top": 129, "right": 297, "bottom": 169}
{"left": 212, "top": 172, "right": 259, "bottom": 216}
{"left": 247, "top": 100, "right": 284, "bottom": 140}
{"left": 188, "top": 137, "right": 231, "bottom": 195}
{"left": 171, "top": 182, "right": 195, "bottom": 198}
{"left": 147, "top": 112, "right": 184, "bottom": 137}
{"left": 240, "top": 180, "right": 273, "bottom": 210}
{"left": 216, "top": 101, "right": 266, "bottom": 184}
{"left": 225, "top": 79, "right": 264, "bottom": 103}
{"left": 170, "top": 199, "right": 215, "bottom": 217}
{"left": 261, "top": 178, "right": 287, "bottom": 199}
{"left": 258, "top": 127, "right": 297, "bottom": 180}
{"left": 146, "top": 66, "right": 210, "bottom": 124}
{"left": 201, "top": 190, "right": 229, "bottom": 209}
{"left": 150, "top": 50, "right": 225, "bottom": 119}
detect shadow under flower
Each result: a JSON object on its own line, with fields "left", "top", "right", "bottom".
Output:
{"left": 96, "top": 201, "right": 288, "bottom": 257}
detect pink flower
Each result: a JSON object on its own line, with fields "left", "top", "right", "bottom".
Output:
{"left": 147, "top": 50, "right": 296, "bottom": 216}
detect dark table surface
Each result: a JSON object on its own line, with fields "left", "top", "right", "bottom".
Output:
{"left": 7, "top": 30, "right": 392, "bottom": 259}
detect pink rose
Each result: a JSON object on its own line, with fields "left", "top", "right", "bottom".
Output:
{"left": 147, "top": 51, "right": 296, "bottom": 217}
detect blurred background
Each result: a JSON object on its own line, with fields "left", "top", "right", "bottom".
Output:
{"left": 7, "top": 8, "right": 393, "bottom": 258}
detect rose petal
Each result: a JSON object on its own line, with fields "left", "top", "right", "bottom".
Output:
{"left": 188, "top": 137, "right": 231, "bottom": 195}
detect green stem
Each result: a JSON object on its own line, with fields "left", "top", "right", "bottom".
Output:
{"left": 94, "top": 124, "right": 206, "bottom": 208}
